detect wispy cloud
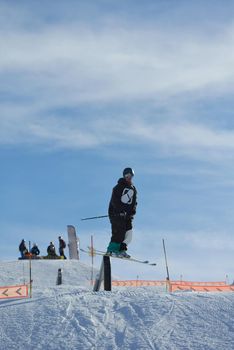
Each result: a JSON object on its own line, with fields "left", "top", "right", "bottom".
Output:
{"left": 128, "top": 120, "right": 234, "bottom": 157}
{"left": 1, "top": 2, "right": 234, "bottom": 162}
{"left": 1, "top": 23, "right": 234, "bottom": 102}
{"left": 1, "top": 110, "right": 234, "bottom": 164}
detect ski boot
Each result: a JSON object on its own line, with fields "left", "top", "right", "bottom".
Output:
{"left": 117, "top": 243, "right": 130, "bottom": 258}
{"left": 106, "top": 242, "right": 121, "bottom": 256}
{"left": 116, "top": 251, "right": 131, "bottom": 258}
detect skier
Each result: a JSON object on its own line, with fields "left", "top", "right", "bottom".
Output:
{"left": 30, "top": 243, "right": 40, "bottom": 256}
{"left": 58, "top": 236, "right": 67, "bottom": 259}
{"left": 107, "top": 167, "right": 137, "bottom": 258}
{"left": 47, "top": 242, "right": 57, "bottom": 258}
{"left": 19, "top": 239, "right": 28, "bottom": 259}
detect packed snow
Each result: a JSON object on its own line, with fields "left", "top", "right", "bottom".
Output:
{"left": 0, "top": 259, "right": 234, "bottom": 350}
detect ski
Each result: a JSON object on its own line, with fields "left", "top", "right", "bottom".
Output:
{"left": 81, "top": 247, "right": 156, "bottom": 266}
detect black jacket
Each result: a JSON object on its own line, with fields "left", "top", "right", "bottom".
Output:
{"left": 47, "top": 244, "right": 56, "bottom": 255}
{"left": 31, "top": 246, "right": 40, "bottom": 256}
{"left": 19, "top": 241, "right": 27, "bottom": 253}
{"left": 108, "top": 178, "right": 137, "bottom": 217}
{"left": 59, "top": 239, "right": 66, "bottom": 249}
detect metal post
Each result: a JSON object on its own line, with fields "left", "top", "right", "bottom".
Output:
{"left": 226, "top": 274, "right": 229, "bottom": 285}
{"left": 93, "top": 256, "right": 112, "bottom": 292}
{"left": 91, "top": 235, "right": 94, "bottom": 286}
{"left": 93, "top": 259, "right": 104, "bottom": 292}
{"left": 136, "top": 275, "right": 139, "bottom": 287}
{"left": 103, "top": 256, "right": 111, "bottom": 291}
{"left": 162, "top": 238, "right": 171, "bottom": 292}
{"left": 29, "top": 241, "right": 32, "bottom": 298}
{"left": 22, "top": 262, "right": 26, "bottom": 285}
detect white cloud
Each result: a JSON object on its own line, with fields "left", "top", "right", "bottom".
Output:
{"left": 1, "top": 106, "right": 234, "bottom": 163}
{"left": 1, "top": 19, "right": 234, "bottom": 103}
{"left": 129, "top": 120, "right": 234, "bottom": 150}
{"left": 1, "top": 4, "right": 234, "bottom": 161}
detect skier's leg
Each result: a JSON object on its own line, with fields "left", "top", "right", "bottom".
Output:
{"left": 123, "top": 229, "right": 132, "bottom": 245}
{"left": 116, "top": 218, "right": 133, "bottom": 257}
{"left": 123, "top": 218, "right": 133, "bottom": 246}
{"left": 62, "top": 249, "right": 67, "bottom": 259}
{"left": 110, "top": 218, "right": 126, "bottom": 243}
{"left": 107, "top": 217, "right": 126, "bottom": 253}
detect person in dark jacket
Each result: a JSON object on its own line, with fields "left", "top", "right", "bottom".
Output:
{"left": 58, "top": 236, "right": 67, "bottom": 259}
{"left": 30, "top": 243, "right": 40, "bottom": 256}
{"left": 107, "top": 167, "right": 137, "bottom": 258}
{"left": 19, "top": 239, "right": 28, "bottom": 258}
{"left": 47, "top": 242, "right": 56, "bottom": 257}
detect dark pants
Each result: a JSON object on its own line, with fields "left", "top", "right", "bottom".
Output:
{"left": 59, "top": 248, "right": 67, "bottom": 259}
{"left": 110, "top": 217, "right": 133, "bottom": 243}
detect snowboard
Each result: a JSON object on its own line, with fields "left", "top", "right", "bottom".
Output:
{"left": 67, "top": 225, "right": 80, "bottom": 259}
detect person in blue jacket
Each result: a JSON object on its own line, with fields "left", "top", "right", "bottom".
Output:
{"left": 30, "top": 243, "right": 40, "bottom": 256}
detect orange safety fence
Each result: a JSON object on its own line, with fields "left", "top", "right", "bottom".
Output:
{"left": 112, "top": 280, "right": 166, "bottom": 287}
{"left": 170, "top": 283, "right": 234, "bottom": 293}
{"left": 171, "top": 280, "right": 227, "bottom": 286}
{"left": 112, "top": 280, "right": 234, "bottom": 292}
{"left": 0, "top": 284, "right": 29, "bottom": 300}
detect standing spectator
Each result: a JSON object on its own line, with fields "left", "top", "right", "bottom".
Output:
{"left": 30, "top": 243, "right": 40, "bottom": 256}
{"left": 19, "top": 239, "right": 28, "bottom": 259}
{"left": 58, "top": 236, "right": 67, "bottom": 259}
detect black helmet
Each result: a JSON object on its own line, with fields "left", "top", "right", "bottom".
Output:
{"left": 123, "top": 167, "right": 134, "bottom": 178}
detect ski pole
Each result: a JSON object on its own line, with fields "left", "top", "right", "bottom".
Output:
{"left": 81, "top": 215, "right": 109, "bottom": 221}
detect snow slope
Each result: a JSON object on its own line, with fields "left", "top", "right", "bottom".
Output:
{"left": 0, "top": 260, "right": 234, "bottom": 350}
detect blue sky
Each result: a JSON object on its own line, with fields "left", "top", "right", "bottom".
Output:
{"left": 1, "top": 0, "right": 234, "bottom": 282}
